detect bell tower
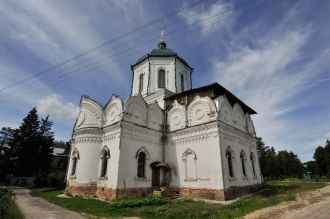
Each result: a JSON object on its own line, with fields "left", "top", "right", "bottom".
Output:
{"left": 131, "top": 32, "right": 193, "bottom": 108}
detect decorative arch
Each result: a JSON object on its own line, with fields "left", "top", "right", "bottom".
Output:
{"left": 182, "top": 148, "right": 197, "bottom": 181}
{"left": 168, "top": 100, "right": 186, "bottom": 131}
{"left": 240, "top": 150, "right": 247, "bottom": 177}
{"left": 187, "top": 95, "right": 217, "bottom": 126}
{"left": 70, "top": 148, "right": 80, "bottom": 176}
{"left": 124, "top": 94, "right": 148, "bottom": 126}
{"left": 135, "top": 146, "right": 150, "bottom": 160}
{"left": 226, "top": 147, "right": 234, "bottom": 178}
{"left": 250, "top": 152, "right": 256, "bottom": 176}
{"left": 100, "top": 146, "right": 110, "bottom": 178}
{"left": 136, "top": 146, "right": 150, "bottom": 178}
{"left": 233, "top": 103, "right": 246, "bottom": 130}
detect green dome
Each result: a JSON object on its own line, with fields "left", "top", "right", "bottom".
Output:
{"left": 133, "top": 42, "right": 192, "bottom": 69}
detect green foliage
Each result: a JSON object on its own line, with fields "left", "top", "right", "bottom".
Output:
{"left": 257, "top": 137, "right": 304, "bottom": 179}
{"left": 0, "top": 189, "right": 10, "bottom": 218}
{"left": 34, "top": 172, "right": 65, "bottom": 188}
{"left": 0, "top": 108, "right": 55, "bottom": 179}
{"left": 0, "top": 188, "right": 23, "bottom": 219}
{"left": 313, "top": 139, "right": 330, "bottom": 178}
{"left": 109, "top": 195, "right": 168, "bottom": 209}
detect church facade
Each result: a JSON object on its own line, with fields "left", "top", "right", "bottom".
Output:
{"left": 66, "top": 39, "right": 262, "bottom": 200}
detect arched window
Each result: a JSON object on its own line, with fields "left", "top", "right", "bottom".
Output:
{"left": 100, "top": 146, "right": 110, "bottom": 177}
{"left": 139, "top": 74, "right": 144, "bottom": 93}
{"left": 70, "top": 148, "right": 79, "bottom": 176}
{"left": 250, "top": 152, "right": 256, "bottom": 176}
{"left": 158, "top": 69, "right": 165, "bottom": 88}
{"left": 240, "top": 150, "right": 247, "bottom": 177}
{"left": 182, "top": 148, "right": 197, "bottom": 180}
{"left": 180, "top": 74, "right": 185, "bottom": 92}
{"left": 137, "top": 152, "right": 146, "bottom": 177}
{"left": 226, "top": 147, "right": 234, "bottom": 177}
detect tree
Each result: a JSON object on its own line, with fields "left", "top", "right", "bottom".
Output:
{"left": 313, "top": 139, "right": 330, "bottom": 177}
{"left": 1, "top": 108, "right": 55, "bottom": 177}
{"left": 38, "top": 116, "right": 54, "bottom": 173}
{"left": 276, "top": 150, "right": 303, "bottom": 178}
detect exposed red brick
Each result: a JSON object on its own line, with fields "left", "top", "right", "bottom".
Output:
{"left": 66, "top": 181, "right": 97, "bottom": 197}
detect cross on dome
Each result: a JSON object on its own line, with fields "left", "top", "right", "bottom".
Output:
{"left": 158, "top": 30, "right": 166, "bottom": 48}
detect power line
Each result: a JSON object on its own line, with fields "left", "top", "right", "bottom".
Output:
{"left": 0, "top": 0, "right": 275, "bottom": 102}
{"left": 0, "top": 0, "right": 208, "bottom": 92}
{"left": 0, "top": 0, "right": 264, "bottom": 100}
{"left": 0, "top": 0, "right": 241, "bottom": 94}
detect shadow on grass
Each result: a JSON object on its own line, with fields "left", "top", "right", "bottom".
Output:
{"left": 258, "top": 185, "right": 300, "bottom": 197}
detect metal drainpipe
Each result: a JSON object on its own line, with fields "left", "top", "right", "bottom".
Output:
{"left": 162, "top": 108, "right": 167, "bottom": 162}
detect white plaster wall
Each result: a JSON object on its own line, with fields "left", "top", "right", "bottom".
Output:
{"left": 166, "top": 122, "right": 224, "bottom": 190}
{"left": 116, "top": 122, "right": 162, "bottom": 189}
{"left": 67, "top": 130, "right": 102, "bottom": 184}
{"left": 97, "top": 126, "right": 121, "bottom": 189}
{"left": 175, "top": 59, "right": 192, "bottom": 93}
{"left": 132, "top": 60, "right": 149, "bottom": 96}
{"left": 219, "top": 124, "right": 262, "bottom": 189}
{"left": 149, "top": 57, "right": 176, "bottom": 93}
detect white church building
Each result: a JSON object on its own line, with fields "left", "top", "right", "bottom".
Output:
{"left": 66, "top": 38, "right": 262, "bottom": 200}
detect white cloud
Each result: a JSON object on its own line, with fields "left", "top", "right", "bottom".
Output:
{"left": 212, "top": 30, "right": 310, "bottom": 149}
{"left": 37, "top": 95, "right": 79, "bottom": 120}
{"left": 180, "top": 1, "right": 234, "bottom": 37}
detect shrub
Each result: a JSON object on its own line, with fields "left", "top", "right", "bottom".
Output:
{"left": 0, "top": 188, "right": 10, "bottom": 218}
{"left": 47, "top": 172, "right": 65, "bottom": 188}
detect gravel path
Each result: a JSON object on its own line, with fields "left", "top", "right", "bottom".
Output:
{"left": 10, "top": 187, "right": 87, "bottom": 219}
{"left": 244, "top": 183, "right": 330, "bottom": 219}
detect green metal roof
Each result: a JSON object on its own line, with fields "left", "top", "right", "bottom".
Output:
{"left": 133, "top": 46, "right": 192, "bottom": 69}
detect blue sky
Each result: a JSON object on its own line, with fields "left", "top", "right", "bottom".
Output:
{"left": 0, "top": 0, "right": 329, "bottom": 162}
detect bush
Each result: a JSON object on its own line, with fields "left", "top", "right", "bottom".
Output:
{"left": 0, "top": 188, "right": 10, "bottom": 218}
{"left": 34, "top": 172, "right": 65, "bottom": 188}
{"left": 47, "top": 172, "right": 65, "bottom": 188}
{"left": 109, "top": 195, "right": 168, "bottom": 208}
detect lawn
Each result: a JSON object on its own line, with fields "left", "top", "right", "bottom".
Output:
{"left": 31, "top": 179, "right": 327, "bottom": 219}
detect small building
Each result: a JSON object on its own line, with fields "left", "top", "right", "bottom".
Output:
{"left": 66, "top": 38, "right": 262, "bottom": 200}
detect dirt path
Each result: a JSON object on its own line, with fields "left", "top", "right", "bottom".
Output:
{"left": 245, "top": 183, "right": 330, "bottom": 219}
{"left": 10, "top": 187, "right": 87, "bottom": 219}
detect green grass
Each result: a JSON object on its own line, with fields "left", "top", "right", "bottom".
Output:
{"left": 0, "top": 188, "right": 23, "bottom": 219}
{"left": 31, "top": 179, "right": 327, "bottom": 219}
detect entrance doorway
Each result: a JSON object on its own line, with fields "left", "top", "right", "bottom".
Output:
{"left": 150, "top": 162, "right": 170, "bottom": 187}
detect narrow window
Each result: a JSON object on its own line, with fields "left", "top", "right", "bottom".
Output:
{"left": 137, "top": 152, "right": 146, "bottom": 177}
{"left": 71, "top": 157, "right": 77, "bottom": 176}
{"left": 226, "top": 148, "right": 234, "bottom": 177}
{"left": 158, "top": 69, "right": 165, "bottom": 88}
{"left": 70, "top": 149, "right": 79, "bottom": 176}
{"left": 100, "top": 148, "right": 110, "bottom": 177}
{"left": 180, "top": 74, "right": 185, "bottom": 92}
{"left": 250, "top": 153, "right": 256, "bottom": 176}
{"left": 240, "top": 151, "right": 246, "bottom": 177}
{"left": 139, "top": 74, "right": 144, "bottom": 93}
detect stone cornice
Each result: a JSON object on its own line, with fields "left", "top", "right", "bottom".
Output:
{"left": 219, "top": 121, "right": 256, "bottom": 146}
{"left": 168, "top": 121, "right": 219, "bottom": 145}
{"left": 120, "top": 121, "right": 162, "bottom": 144}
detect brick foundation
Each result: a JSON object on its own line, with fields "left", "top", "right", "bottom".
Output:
{"left": 66, "top": 181, "right": 97, "bottom": 197}
{"left": 177, "top": 184, "right": 262, "bottom": 201}
{"left": 67, "top": 181, "right": 153, "bottom": 200}
{"left": 96, "top": 187, "right": 153, "bottom": 200}
{"left": 179, "top": 187, "right": 225, "bottom": 200}
{"left": 67, "top": 182, "right": 262, "bottom": 201}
